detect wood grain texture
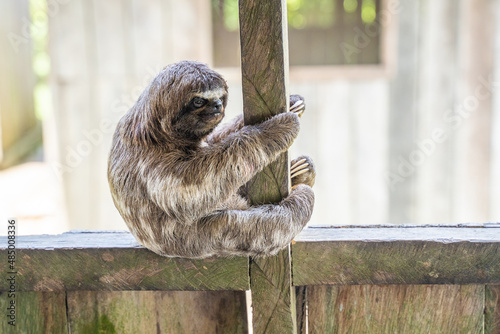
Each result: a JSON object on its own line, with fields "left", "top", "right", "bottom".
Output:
{"left": 238, "top": 0, "right": 297, "bottom": 333}
{"left": 0, "top": 292, "right": 67, "bottom": 334}
{"left": 250, "top": 249, "right": 297, "bottom": 333}
{"left": 293, "top": 240, "right": 500, "bottom": 286}
{"left": 0, "top": 232, "right": 249, "bottom": 292}
{"left": 239, "top": 0, "right": 290, "bottom": 204}
{"left": 485, "top": 285, "right": 500, "bottom": 334}
{"left": 305, "top": 285, "right": 484, "bottom": 334}
{"left": 296, "top": 224, "right": 500, "bottom": 242}
{"left": 293, "top": 226, "right": 500, "bottom": 286}
{"left": 295, "top": 286, "right": 307, "bottom": 334}
{"left": 67, "top": 290, "right": 247, "bottom": 334}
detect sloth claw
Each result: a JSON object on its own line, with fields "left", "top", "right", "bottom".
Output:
{"left": 289, "top": 100, "right": 305, "bottom": 117}
{"left": 290, "top": 158, "right": 310, "bottom": 179}
{"left": 290, "top": 156, "right": 315, "bottom": 188}
{"left": 291, "top": 163, "right": 309, "bottom": 178}
{"left": 291, "top": 158, "right": 307, "bottom": 172}
{"left": 291, "top": 168, "right": 309, "bottom": 179}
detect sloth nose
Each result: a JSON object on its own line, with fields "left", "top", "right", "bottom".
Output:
{"left": 214, "top": 99, "right": 223, "bottom": 111}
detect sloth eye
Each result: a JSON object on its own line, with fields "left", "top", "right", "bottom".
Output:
{"left": 192, "top": 97, "right": 207, "bottom": 109}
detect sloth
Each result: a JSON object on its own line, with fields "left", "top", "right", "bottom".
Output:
{"left": 108, "top": 61, "right": 315, "bottom": 258}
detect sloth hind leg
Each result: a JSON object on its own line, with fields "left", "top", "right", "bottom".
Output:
{"left": 198, "top": 184, "right": 314, "bottom": 257}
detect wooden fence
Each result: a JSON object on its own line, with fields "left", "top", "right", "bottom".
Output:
{"left": 0, "top": 224, "right": 499, "bottom": 333}
{"left": 2, "top": 1, "right": 498, "bottom": 332}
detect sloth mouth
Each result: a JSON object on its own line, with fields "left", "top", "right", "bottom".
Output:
{"left": 199, "top": 109, "right": 224, "bottom": 119}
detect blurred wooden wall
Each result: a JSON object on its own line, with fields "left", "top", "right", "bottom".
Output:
{"left": 0, "top": 0, "right": 41, "bottom": 169}
{"left": 388, "top": 0, "right": 498, "bottom": 224}
{"left": 49, "top": 0, "right": 212, "bottom": 229}
{"left": 47, "top": 0, "right": 499, "bottom": 230}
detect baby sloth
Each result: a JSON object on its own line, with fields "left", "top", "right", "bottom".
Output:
{"left": 108, "top": 61, "right": 315, "bottom": 258}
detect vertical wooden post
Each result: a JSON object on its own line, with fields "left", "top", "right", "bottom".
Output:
{"left": 239, "top": 0, "right": 290, "bottom": 205}
{"left": 238, "top": 1, "right": 297, "bottom": 333}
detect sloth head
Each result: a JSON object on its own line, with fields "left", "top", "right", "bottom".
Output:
{"left": 171, "top": 79, "right": 228, "bottom": 141}
{"left": 125, "top": 61, "right": 228, "bottom": 146}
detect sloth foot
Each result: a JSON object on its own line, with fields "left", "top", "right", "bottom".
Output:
{"left": 289, "top": 95, "right": 305, "bottom": 118}
{"left": 291, "top": 155, "right": 315, "bottom": 188}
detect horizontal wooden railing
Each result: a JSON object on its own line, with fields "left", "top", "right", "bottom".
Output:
{"left": 1, "top": 224, "right": 499, "bottom": 333}
{"left": 293, "top": 224, "right": 500, "bottom": 286}
{"left": 1, "top": 231, "right": 249, "bottom": 292}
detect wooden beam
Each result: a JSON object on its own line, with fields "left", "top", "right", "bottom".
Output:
{"left": 485, "top": 285, "right": 500, "bottom": 333}
{"left": 305, "top": 285, "right": 484, "bottom": 333}
{"left": 292, "top": 225, "right": 500, "bottom": 286}
{"left": 238, "top": 0, "right": 297, "bottom": 333}
{"left": 0, "top": 292, "right": 67, "bottom": 333}
{"left": 1, "top": 225, "right": 498, "bottom": 292}
{"left": 0, "top": 231, "right": 249, "bottom": 292}
{"left": 239, "top": 0, "right": 290, "bottom": 204}
{"left": 66, "top": 290, "right": 247, "bottom": 333}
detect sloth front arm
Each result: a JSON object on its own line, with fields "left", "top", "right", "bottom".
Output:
{"left": 146, "top": 112, "right": 300, "bottom": 223}
{"left": 207, "top": 115, "right": 244, "bottom": 144}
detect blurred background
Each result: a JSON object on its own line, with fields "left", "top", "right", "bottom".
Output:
{"left": 0, "top": 0, "right": 499, "bottom": 235}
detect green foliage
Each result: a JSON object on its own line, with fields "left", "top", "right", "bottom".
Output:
{"left": 288, "top": 0, "right": 335, "bottom": 29}
{"left": 343, "top": 0, "right": 358, "bottom": 13}
{"left": 213, "top": 0, "right": 377, "bottom": 31}
{"left": 29, "top": 0, "right": 51, "bottom": 121}
{"left": 362, "top": 0, "right": 377, "bottom": 23}
{"left": 222, "top": 0, "right": 240, "bottom": 31}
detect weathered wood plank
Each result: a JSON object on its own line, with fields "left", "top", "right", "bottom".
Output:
{"left": 250, "top": 249, "right": 297, "bottom": 333}
{"left": 239, "top": 0, "right": 290, "bottom": 204}
{"left": 296, "top": 224, "right": 500, "bottom": 242}
{"left": 295, "top": 286, "right": 307, "bottom": 334}
{"left": 306, "top": 285, "right": 484, "bottom": 334}
{"left": 67, "top": 290, "right": 247, "bottom": 334}
{"left": 0, "top": 231, "right": 249, "bottom": 292}
{"left": 293, "top": 226, "right": 500, "bottom": 286}
{"left": 239, "top": 0, "right": 297, "bottom": 333}
{"left": 485, "top": 285, "right": 500, "bottom": 334}
{"left": 0, "top": 292, "right": 67, "bottom": 333}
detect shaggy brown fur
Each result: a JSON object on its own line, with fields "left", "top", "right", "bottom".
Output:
{"left": 108, "top": 61, "right": 315, "bottom": 258}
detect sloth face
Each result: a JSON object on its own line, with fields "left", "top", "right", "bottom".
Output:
{"left": 173, "top": 87, "right": 228, "bottom": 140}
